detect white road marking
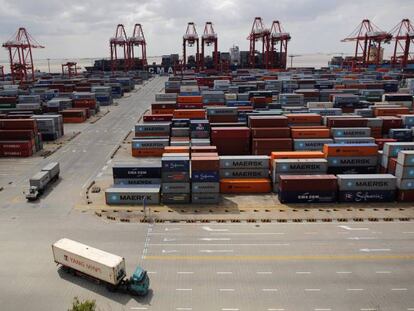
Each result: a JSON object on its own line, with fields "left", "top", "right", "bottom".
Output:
{"left": 130, "top": 308, "right": 147, "bottom": 310}
{"left": 315, "top": 309, "right": 331, "bottom": 311}
{"left": 203, "top": 226, "right": 229, "bottom": 232}
{"left": 347, "top": 288, "right": 364, "bottom": 291}
{"left": 407, "top": 308, "right": 414, "bottom": 310}
{"left": 219, "top": 288, "right": 235, "bottom": 291}
{"left": 82, "top": 149, "right": 87, "bottom": 153}
{"left": 360, "top": 309, "right": 377, "bottom": 311}
{"left": 177, "top": 271, "right": 194, "bottom": 274}
{"left": 147, "top": 271, "right": 157, "bottom": 274}
{"left": 150, "top": 243, "right": 289, "bottom": 246}
{"left": 162, "top": 249, "right": 178, "bottom": 253}
{"left": 72, "top": 149, "right": 76, "bottom": 152}
{"left": 106, "top": 159, "right": 112, "bottom": 164}
{"left": 257, "top": 271, "right": 273, "bottom": 274}
{"left": 200, "top": 249, "right": 233, "bottom": 253}
{"left": 339, "top": 225, "right": 369, "bottom": 231}
{"left": 376, "top": 271, "right": 391, "bottom": 274}
{"left": 360, "top": 248, "right": 391, "bottom": 252}
{"left": 199, "top": 237, "right": 231, "bottom": 241}
{"left": 163, "top": 237, "right": 176, "bottom": 242}
{"left": 176, "top": 308, "right": 192, "bottom": 311}
{"left": 347, "top": 237, "right": 377, "bottom": 240}
{"left": 391, "top": 288, "right": 408, "bottom": 291}
{"left": 296, "top": 271, "right": 311, "bottom": 274}
{"left": 221, "top": 309, "right": 239, "bottom": 311}
{"left": 305, "top": 288, "right": 321, "bottom": 291}
{"left": 217, "top": 271, "right": 232, "bottom": 274}
{"left": 165, "top": 227, "right": 180, "bottom": 231}
{"left": 176, "top": 288, "right": 192, "bottom": 291}
{"left": 262, "top": 288, "right": 278, "bottom": 292}
{"left": 336, "top": 271, "right": 352, "bottom": 274}
{"left": 305, "top": 232, "right": 317, "bottom": 235}
{"left": 102, "top": 165, "right": 108, "bottom": 171}
{"left": 210, "top": 232, "right": 285, "bottom": 235}
{"left": 268, "top": 309, "right": 285, "bottom": 311}
{"left": 403, "top": 232, "right": 414, "bottom": 234}
{"left": 96, "top": 172, "right": 103, "bottom": 178}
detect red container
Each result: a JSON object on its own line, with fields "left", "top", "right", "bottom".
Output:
{"left": 279, "top": 175, "right": 337, "bottom": 191}
{"left": 151, "top": 102, "right": 178, "bottom": 110}
{"left": 286, "top": 113, "right": 322, "bottom": 125}
{"left": 387, "top": 157, "right": 398, "bottom": 174}
{"left": 178, "top": 103, "right": 204, "bottom": 109}
{"left": 191, "top": 156, "right": 220, "bottom": 171}
{"left": 251, "top": 127, "right": 291, "bottom": 138}
{"left": 208, "top": 115, "right": 239, "bottom": 123}
{"left": 252, "top": 138, "right": 293, "bottom": 149}
{"left": 248, "top": 116, "right": 288, "bottom": 128}
{"left": 211, "top": 127, "right": 250, "bottom": 138}
{"left": 143, "top": 114, "right": 173, "bottom": 122}
{"left": 398, "top": 189, "right": 414, "bottom": 202}
{"left": 375, "top": 138, "right": 397, "bottom": 150}
{"left": 0, "top": 119, "right": 37, "bottom": 131}
{"left": 0, "top": 130, "right": 34, "bottom": 140}
{"left": 378, "top": 116, "right": 403, "bottom": 134}
{"left": 191, "top": 146, "right": 217, "bottom": 153}
{"left": 326, "top": 117, "right": 368, "bottom": 128}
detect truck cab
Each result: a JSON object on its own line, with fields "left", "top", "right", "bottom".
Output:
{"left": 128, "top": 267, "right": 150, "bottom": 296}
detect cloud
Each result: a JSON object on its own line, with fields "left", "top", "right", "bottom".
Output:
{"left": 0, "top": 0, "right": 413, "bottom": 61}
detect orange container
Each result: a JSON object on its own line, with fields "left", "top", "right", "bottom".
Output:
{"left": 191, "top": 152, "right": 219, "bottom": 157}
{"left": 285, "top": 113, "right": 322, "bottom": 124}
{"left": 220, "top": 178, "right": 271, "bottom": 193}
{"left": 173, "top": 109, "right": 206, "bottom": 119}
{"left": 164, "top": 146, "right": 190, "bottom": 153}
{"left": 291, "top": 128, "right": 331, "bottom": 139}
{"left": 374, "top": 107, "right": 410, "bottom": 117}
{"left": 323, "top": 144, "right": 378, "bottom": 157}
{"left": 132, "top": 148, "right": 164, "bottom": 157}
{"left": 63, "top": 117, "right": 86, "bottom": 123}
{"left": 177, "top": 96, "right": 203, "bottom": 104}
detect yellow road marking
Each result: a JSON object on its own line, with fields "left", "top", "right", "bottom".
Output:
{"left": 144, "top": 254, "right": 414, "bottom": 261}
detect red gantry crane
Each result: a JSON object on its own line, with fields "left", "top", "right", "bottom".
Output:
{"left": 341, "top": 19, "right": 392, "bottom": 68}
{"left": 128, "top": 23, "right": 147, "bottom": 70}
{"left": 0, "top": 65, "right": 4, "bottom": 81}
{"left": 389, "top": 19, "right": 414, "bottom": 68}
{"left": 183, "top": 22, "right": 199, "bottom": 70}
{"left": 110, "top": 24, "right": 129, "bottom": 72}
{"left": 2, "top": 27, "right": 44, "bottom": 84}
{"left": 61, "top": 62, "right": 78, "bottom": 78}
{"left": 247, "top": 17, "right": 270, "bottom": 69}
{"left": 269, "top": 21, "right": 291, "bottom": 69}
{"left": 200, "top": 22, "right": 218, "bottom": 71}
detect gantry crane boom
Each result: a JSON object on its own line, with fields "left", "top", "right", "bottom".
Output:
{"left": 247, "top": 17, "right": 270, "bottom": 69}
{"left": 183, "top": 22, "right": 199, "bottom": 70}
{"left": 110, "top": 24, "right": 129, "bottom": 72}
{"left": 269, "top": 20, "right": 291, "bottom": 69}
{"left": 128, "top": 23, "right": 147, "bottom": 70}
{"left": 200, "top": 22, "right": 218, "bottom": 71}
{"left": 389, "top": 19, "right": 414, "bottom": 68}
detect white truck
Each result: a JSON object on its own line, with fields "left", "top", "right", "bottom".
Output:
{"left": 25, "top": 162, "right": 60, "bottom": 201}
{"left": 52, "top": 238, "right": 149, "bottom": 296}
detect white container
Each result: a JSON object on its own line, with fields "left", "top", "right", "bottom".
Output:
{"left": 52, "top": 238, "right": 126, "bottom": 285}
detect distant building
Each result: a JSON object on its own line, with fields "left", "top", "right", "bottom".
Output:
{"left": 230, "top": 45, "right": 240, "bottom": 65}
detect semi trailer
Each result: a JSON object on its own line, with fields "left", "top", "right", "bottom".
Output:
{"left": 25, "top": 162, "right": 60, "bottom": 201}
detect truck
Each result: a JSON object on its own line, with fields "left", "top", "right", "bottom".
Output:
{"left": 25, "top": 162, "right": 60, "bottom": 201}
{"left": 52, "top": 238, "right": 150, "bottom": 296}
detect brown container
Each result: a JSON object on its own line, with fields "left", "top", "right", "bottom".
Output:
{"left": 253, "top": 138, "right": 293, "bottom": 149}
{"left": 208, "top": 115, "right": 239, "bottom": 123}
{"left": 191, "top": 146, "right": 217, "bottom": 153}
{"left": 211, "top": 127, "right": 250, "bottom": 138}
{"left": 286, "top": 113, "right": 322, "bottom": 125}
{"left": 251, "top": 127, "right": 291, "bottom": 138}
{"left": 248, "top": 116, "right": 288, "bottom": 128}
{"left": 279, "top": 175, "right": 337, "bottom": 191}
{"left": 191, "top": 152, "right": 219, "bottom": 157}
{"left": 191, "top": 157, "right": 220, "bottom": 171}
{"left": 378, "top": 116, "right": 403, "bottom": 134}
{"left": 397, "top": 189, "right": 414, "bottom": 202}
{"left": 326, "top": 118, "right": 368, "bottom": 128}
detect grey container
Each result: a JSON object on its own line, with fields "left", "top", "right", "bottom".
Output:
{"left": 135, "top": 123, "right": 171, "bottom": 133}
{"left": 171, "top": 127, "right": 190, "bottom": 137}
{"left": 383, "top": 142, "right": 414, "bottom": 158}
{"left": 191, "top": 193, "right": 220, "bottom": 204}
{"left": 334, "top": 137, "right": 375, "bottom": 144}
{"left": 162, "top": 182, "right": 191, "bottom": 194}
{"left": 162, "top": 171, "right": 190, "bottom": 183}
{"left": 328, "top": 156, "right": 377, "bottom": 167}
{"left": 273, "top": 159, "right": 328, "bottom": 173}
{"left": 191, "top": 182, "right": 220, "bottom": 193}
{"left": 366, "top": 118, "right": 383, "bottom": 128}
{"left": 337, "top": 174, "right": 397, "bottom": 191}
{"left": 105, "top": 185, "right": 160, "bottom": 205}
{"left": 396, "top": 178, "right": 414, "bottom": 190}
{"left": 395, "top": 164, "right": 414, "bottom": 179}
{"left": 220, "top": 155, "right": 269, "bottom": 169}
{"left": 131, "top": 138, "right": 169, "bottom": 149}
{"left": 331, "top": 127, "right": 371, "bottom": 138}
{"left": 161, "top": 193, "right": 191, "bottom": 204}
{"left": 308, "top": 108, "right": 342, "bottom": 116}
{"left": 397, "top": 150, "right": 414, "bottom": 167}
{"left": 220, "top": 168, "right": 269, "bottom": 179}
{"left": 294, "top": 139, "right": 333, "bottom": 151}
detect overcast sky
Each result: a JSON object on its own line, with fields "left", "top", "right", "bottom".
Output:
{"left": 0, "top": 0, "right": 413, "bottom": 60}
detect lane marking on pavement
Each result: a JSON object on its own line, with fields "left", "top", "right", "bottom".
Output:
{"left": 219, "top": 288, "right": 235, "bottom": 291}
{"left": 403, "top": 232, "right": 414, "bottom": 234}
{"left": 97, "top": 172, "right": 103, "bottom": 178}
{"left": 163, "top": 238, "right": 176, "bottom": 242}
{"left": 339, "top": 225, "right": 369, "bottom": 231}
{"left": 347, "top": 288, "right": 364, "bottom": 291}
{"left": 361, "top": 309, "right": 378, "bottom": 311}
{"left": 257, "top": 271, "right": 273, "bottom": 274}
{"left": 268, "top": 309, "right": 285, "bottom": 311}
{"left": 131, "top": 308, "right": 147, "bottom": 310}
{"left": 176, "top": 308, "right": 192, "bottom": 310}
{"left": 315, "top": 309, "right": 331, "bottom": 311}
{"left": 102, "top": 165, "right": 108, "bottom": 171}
{"left": 407, "top": 308, "right": 414, "bottom": 310}
{"left": 162, "top": 249, "right": 179, "bottom": 254}
{"left": 347, "top": 237, "right": 377, "bottom": 240}
{"left": 106, "top": 159, "right": 112, "bottom": 164}
{"left": 375, "top": 271, "right": 391, "bottom": 274}
{"left": 147, "top": 271, "right": 157, "bottom": 274}
{"left": 336, "top": 271, "right": 352, "bottom": 274}
{"left": 199, "top": 249, "right": 233, "bottom": 253}
{"left": 144, "top": 254, "right": 414, "bottom": 261}
{"left": 262, "top": 288, "right": 278, "bottom": 292}
{"left": 150, "top": 243, "right": 289, "bottom": 246}
{"left": 305, "top": 232, "right": 317, "bottom": 234}
{"left": 221, "top": 308, "right": 239, "bottom": 311}
{"left": 210, "top": 232, "right": 285, "bottom": 235}
{"left": 217, "top": 271, "right": 233, "bottom": 274}
{"left": 199, "top": 238, "right": 231, "bottom": 241}
{"left": 176, "top": 288, "right": 192, "bottom": 291}
{"left": 305, "top": 288, "right": 321, "bottom": 291}
{"left": 177, "top": 271, "right": 194, "bottom": 274}
{"left": 296, "top": 271, "right": 311, "bottom": 274}
{"left": 391, "top": 288, "right": 408, "bottom": 291}
{"left": 165, "top": 227, "right": 181, "bottom": 231}
{"left": 203, "top": 226, "right": 229, "bottom": 232}
{"left": 360, "top": 248, "right": 391, "bottom": 252}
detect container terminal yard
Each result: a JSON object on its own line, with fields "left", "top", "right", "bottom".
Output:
{"left": 1, "top": 10, "right": 414, "bottom": 311}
